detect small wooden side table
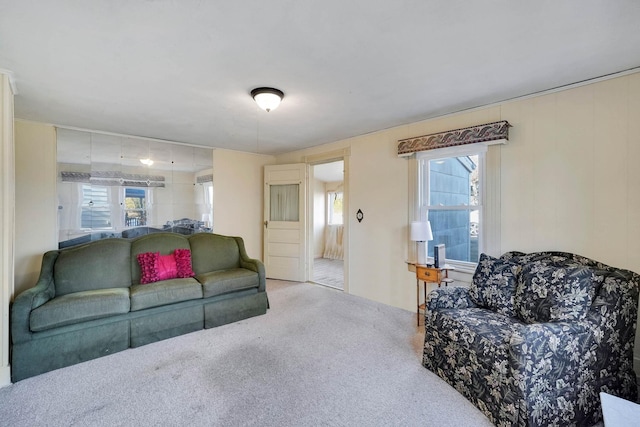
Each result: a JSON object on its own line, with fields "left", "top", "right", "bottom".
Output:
{"left": 414, "top": 264, "right": 454, "bottom": 326}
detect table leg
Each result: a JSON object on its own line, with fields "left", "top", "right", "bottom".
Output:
{"left": 416, "top": 278, "right": 420, "bottom": 326}
{"left": 423, "top": 281, "right": 427, "bottom": 315}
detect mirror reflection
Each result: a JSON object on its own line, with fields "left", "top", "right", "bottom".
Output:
{"left": 56, "top": 128, "right": 214, "bottom": 248}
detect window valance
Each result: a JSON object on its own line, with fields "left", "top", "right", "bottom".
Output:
{"left": 397, "top": 120, "right": 511, "bottom": 157}
{"left": 196, "top": 174, "right": 213, "bottom": 184}
{"left": 60, "top": 171, "right": 166, "bottom": 188}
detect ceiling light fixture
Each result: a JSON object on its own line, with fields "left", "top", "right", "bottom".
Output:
{"left": 251, "top": 87, "right": 284, "bottom": 112}
{"left": 140, "top": 158, "right": 154, "bottom": 166}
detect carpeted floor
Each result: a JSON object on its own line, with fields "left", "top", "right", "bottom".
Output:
{"left": 0, "top": 280, "right": 492, "bottom": 427}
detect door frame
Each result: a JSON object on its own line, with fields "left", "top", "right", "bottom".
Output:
{"left": 303, "top": 148, "right": 350, "bottom": 293}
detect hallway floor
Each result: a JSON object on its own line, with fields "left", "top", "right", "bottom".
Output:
{"left": 312, "top": 257, "right": 343, "bottom": 290}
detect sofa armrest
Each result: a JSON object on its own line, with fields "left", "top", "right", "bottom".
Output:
{"left": 233, "top": 236, "right": 266, "bottom": 292}
{"left": 240, "top": 258, "right": 266, "bottom": 292}
{"left": 11, "top": 251, "right": 59, "bottom": 343}
{"left": 426, "top": 287, "right": 477, "bottom": 310}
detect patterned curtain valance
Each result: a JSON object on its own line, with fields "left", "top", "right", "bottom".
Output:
{"left": 60, "top": 171, "right": 166, "bottom": 188}
{"left": 397, "top": 120, "right": 511, "bottom": 157}
{"left": 196, "top": 174, "right": 213, "bottom": 184}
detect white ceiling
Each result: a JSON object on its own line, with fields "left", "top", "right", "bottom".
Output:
{"left": 2, "top": 1, "right": 640, "bottom": 156}
{"left": 314, "top": 161, "right": 343, "bottom": 183}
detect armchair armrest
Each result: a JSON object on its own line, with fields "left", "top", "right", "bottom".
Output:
{"left": 427, "top": 287, "right": 477, "bottom": 311}
{"left": 510, "top": 322, "right": 595, "bottom": 396}
{"left": 11, "top": 251, "right": 58, "bottom": 343}
{"left": 509, "top": 321, "right": 599, "bottom": 425}
{"left": 510, "top": 322, "right": 594, "bottom": 373}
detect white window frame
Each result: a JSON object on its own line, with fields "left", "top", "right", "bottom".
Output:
{"left": 203, "top": 182, "right": 213, "bottom": 207}
{"left": 416, "top": 144, "right": 488, "bottom": 272}
{"left": 122, "top": 187, "right": 150, "bottom": 228}
{"left": 202, "top": 182, "right": 213, "bottom": 228}
{"left": 80, "top": 184, "right": 112, "bottom": 230}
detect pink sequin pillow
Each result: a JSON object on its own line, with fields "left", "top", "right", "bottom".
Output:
{"left": 137, "top": 249, "right": 195, "bottom": 284}
{"left": 174, "top": 249, "right": 196, "bottom": 278}
{"left": 137, "top": 252, "right": 160, "bottom": 284}
{"left": 156, "top": 253, "right": 178, "bottom": 281}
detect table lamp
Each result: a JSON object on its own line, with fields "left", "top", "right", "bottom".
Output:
{"left": 410, "top": 221, "right": 433, "bottom": 265}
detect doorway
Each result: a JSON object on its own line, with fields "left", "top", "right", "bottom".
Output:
{"left": 311, "top": 160, "right": 344, "bottom": 290}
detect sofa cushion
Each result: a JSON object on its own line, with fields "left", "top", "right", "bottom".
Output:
{"left": 189, "top": 233, "right": 241, "bottom": 274}
{"left": 514, "top": 261, "right": 597, "bottom": 323}
{"left": 30, "top": 288, "right": 130, "bottom": 331}
{"left": 469, "top": 253, "right": 521, "bottom": 316}
{"left": 197, "top": 268, "right": 259, "bottom": 298}
{"left": 54, "top": 239, "right": 132, "bottom": 296}
{"left": 129, "top": 278, "right": 203, "bottom": 311}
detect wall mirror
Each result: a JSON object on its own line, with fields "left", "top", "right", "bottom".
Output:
{"left": 56, "top": 128, "right": 213, "bottom": 248}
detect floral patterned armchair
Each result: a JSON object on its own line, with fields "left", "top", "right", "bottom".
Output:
{"left": 422, "top": 251, "right": 639, "bottom": 426}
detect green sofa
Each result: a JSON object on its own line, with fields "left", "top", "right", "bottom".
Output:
{"left": 10, "top": 232, "right": 268, "bottom": 382}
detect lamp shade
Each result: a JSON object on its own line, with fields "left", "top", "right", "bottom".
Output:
{"left": 410, "top": 221, "right": 433, "bottom": 242}
{"left": 251, "top": 87, "right": 284, "bottom": 112}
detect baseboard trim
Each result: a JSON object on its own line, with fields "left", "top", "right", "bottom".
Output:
{"left": 0, "top": 364, "right": 12, "bottom": 388}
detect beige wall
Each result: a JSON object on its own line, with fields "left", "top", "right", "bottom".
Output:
{"left": 500, "top": 74, "right": 640, "bottom": 373}
{"left": 276, "top": 108, "right": 502, "bottom": 311}
{"left": 14, "top": 121, "right": 57, "bottom": 296}
{"left": 1, "top": 73, "right": 15, "bottom": 387}
{"left": 501, "top": 75, "right": 640, "bottom": 265}
{"left": 212, "top": 148, "right": 275, "bottom": 260}
{"left": 277, "top": 130, "right": 414, "bottom": 308}
{"left": 276, "top": 71, "right": 640, "bottom": 371}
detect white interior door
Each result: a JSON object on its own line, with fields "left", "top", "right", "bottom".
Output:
{"left": 264, "top": 163, "right": 307, "bottom": 281}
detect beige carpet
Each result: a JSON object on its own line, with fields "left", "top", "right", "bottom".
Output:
{"left": 0, "top": 280, "right": 492, "bottom": 426}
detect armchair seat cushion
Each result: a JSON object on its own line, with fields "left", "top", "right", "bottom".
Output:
{"left": 197, "top": 268, "right": 259, "bottom": 298}
{"left": 130, "top": 278, "right": 202, "bottom": 311}
{"left": 30, "top": 288, "right": 130, "bottom": 332}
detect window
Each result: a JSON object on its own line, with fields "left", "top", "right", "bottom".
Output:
{"left": 202, "top": 182, "right": 213, "bottom": 228}
{"left": 417, "top": 145, "right": 485, "bottom": 265}
{"left": 203, "top": 182, "right": 213, "bottom": 207}
{"left": 81, "top": 184, "right": 111, "bottom": 229}
{"left": 270, "top": 184, "right": 299, "bottom": 221}
{"left": 124, "top": 188, "right": 147, "bottom": 227}
{"left": 327, "top": 192, "right": 343, "bottom": 225}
